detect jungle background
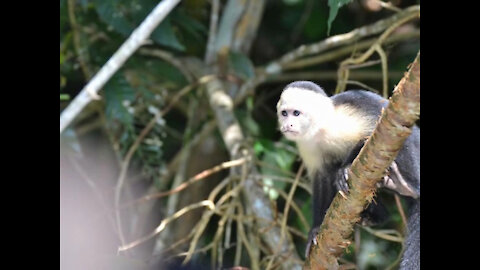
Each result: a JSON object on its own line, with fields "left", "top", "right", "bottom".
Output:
{"left": 59, "top": 0, "right": 420, "bottom": 269}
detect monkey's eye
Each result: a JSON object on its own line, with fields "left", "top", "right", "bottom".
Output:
{"left": 293, "top": 110, "right": 300, "bottom": 116}
{"left": 281, "top": 110, "right": 287, "bottom": 116}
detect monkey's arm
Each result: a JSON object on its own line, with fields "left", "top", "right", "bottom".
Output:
{"left": 305, "top": 170, "right": 337, "bottom": 257}
{"left": 334, "top": 140, "right": 365, "bottom": 194}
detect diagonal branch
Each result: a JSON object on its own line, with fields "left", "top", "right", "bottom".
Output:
{"left": 60, "top": 0, "right": 181, "bottom": 134}
{"left": 264, "top": 5, "right": 419, "bottom": 75}
{"left": 304, "top": 51, "right": 420, "bottom": 269}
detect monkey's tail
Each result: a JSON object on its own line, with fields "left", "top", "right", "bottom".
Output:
{"left": 399, "top": 199, "right": 420, "bottom": 270}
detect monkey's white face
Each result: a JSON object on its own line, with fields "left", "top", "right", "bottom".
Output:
{"left": 276, "top": 87, "right": 335, "bottom": 142}
{"left": 277, "top": 108, "right": 311, "bottom": 140}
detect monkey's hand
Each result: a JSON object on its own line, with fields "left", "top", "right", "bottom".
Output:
{"left": 334, "top": 166, "right": 350, "bottom": 197}
{"left": 381, "top": 161, "right": 420, "bottom": 199}
{"left": 305, "top": 225, "right": 321, "bottom": 258}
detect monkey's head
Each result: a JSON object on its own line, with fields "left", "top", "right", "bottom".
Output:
{"left": 276, "top": 81, "right": 335, "bottom": 142}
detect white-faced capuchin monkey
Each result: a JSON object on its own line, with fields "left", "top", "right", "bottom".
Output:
{"left": 276, "top": 81, "right": 420, "bottom": 269}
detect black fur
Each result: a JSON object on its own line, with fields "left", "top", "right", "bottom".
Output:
{"left": 399, "top": 200, "right": 420, "bottom": 270}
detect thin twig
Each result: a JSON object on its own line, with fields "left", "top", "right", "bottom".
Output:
{"left": 114, "top": 76, "right": 213, "bottom": 248}
{"left": 118, "top": 200, "right": 215, "bottom": 252}
{"left": 281, "top": 163, "right": 305, "bottom": 240}
{"left": 184, "top": 181, "right": 245, "bottom": 264}
{"left": 266, "top": 163, "right": 305, "bottom": 270}
{"left": 155, "top": 119, "right": 217, "bottom": 192}
{"left": 236, "top": 202, "right": 260, "bottom": 270}
{"left": 264, "top": 186, "right": 310, "bottom": 231}
{"left": 347, "top": 59, "right": 382, "bottom": 70}
{"left": 394, "top": 194, "right": 408, "bottom": 229}
{"left": 151, "top": 234, "right": 193, "bottom": 258}
{"left": 114, "top": 81, "right": 197, "bottom": 247}
{"left": 283, "top": 29, "right": 418, "bottom": 71}
{"left": 177, "top": 177, "right": 232, "bottom": 261}
{"left": 362, "top": 227, "right": 404, "bottom": 243}
{"left": 250, "top": 174, "right": 311, "bottom": 194}
{"left": 205, "top": 0, "right": 220, "bottom": 65}
{"left": 60, "top": 0, "right": 181, "bottom": 133}
{"left": 375, "top": 44, "right": 389, "bottom": 97}
{"left": 211, "top": 201, "right": 234, "bottom": 268}
{"left": 124, "top": 157, "right": 247, "bottom": 207}
{"left": 335, "top": 9, "right": 419, "bottom": 93}
{"left": 264, "top": 70, "right": 405, "bottom": 84}
{"left": 375, "top": 0, "right": 402, "bottom": 12}
{"left": 166, "top": 96, "right": 199, "bottom": 221}
{"left": 345, "top": 80, "right": 381, "bottom": 94}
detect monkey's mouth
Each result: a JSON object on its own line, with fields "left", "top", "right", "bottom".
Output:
{"left": 281, "top": 128, "right": 299, "bottom": 136}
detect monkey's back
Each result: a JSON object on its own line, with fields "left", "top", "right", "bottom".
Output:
{"left": 332, "top": 90, "right": 388, "bottom": 119}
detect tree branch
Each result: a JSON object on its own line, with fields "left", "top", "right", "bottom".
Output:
{"left": 264, "top": 5, "right": 419, "bottom": 75}
{"left": 304, "top": 51, "right": 420, "bottom": 269}
{"left": 60, "top": 0, "right": 181, "bottom": 134}
{"left": 234, "top": 6, "right": 419, "bottom": 107}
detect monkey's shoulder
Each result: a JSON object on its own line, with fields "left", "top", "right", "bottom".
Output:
{"left": 331, "top": 90, "right": 388, "bottom": 117}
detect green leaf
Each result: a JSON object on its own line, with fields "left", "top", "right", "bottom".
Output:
{"left": 235, "top": 110, "right": 260, "bottom": 137}
{"left": 94, "top": 0, "right": 136, "bottom": 36}
{"left": 228, "top": 51, "right": 255, "bottom": 80}
{"left": 94, "top": 0, "right": 185, "bottom": 51}
{"left": 253, "top": 141, "right": 265, "bottom": 155}
{"left": 171, "top": 9, "right": 207, "bottom": 42}
{"left": 150, "top": 18, "right": 186, "bottom": 51}
{"left": 60, "top": 0, "right": 69, "bottom": 36}
{"left": 254, "top": 139, "right": 297, "bottom": 200}
{"left": 143, "top": 58, "right": 188, "bottom": 86}
{"left": 60, "top": 94, "right": 70, "bottom": 101}
{"left": 104, "top": 73, "right": 136, "bottom": 126}
{"left": 125, "top": 56, "right": 188, "bottom": 89}
{"left": 327, "top": 0, "right": 353, "bottom": 35}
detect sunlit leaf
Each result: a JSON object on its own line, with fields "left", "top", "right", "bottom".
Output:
{"left": 60, "top": 93, "right": 70, "bottom": 101}
{"left": 254, "top": 139, "right": 297, "bottom": 200}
